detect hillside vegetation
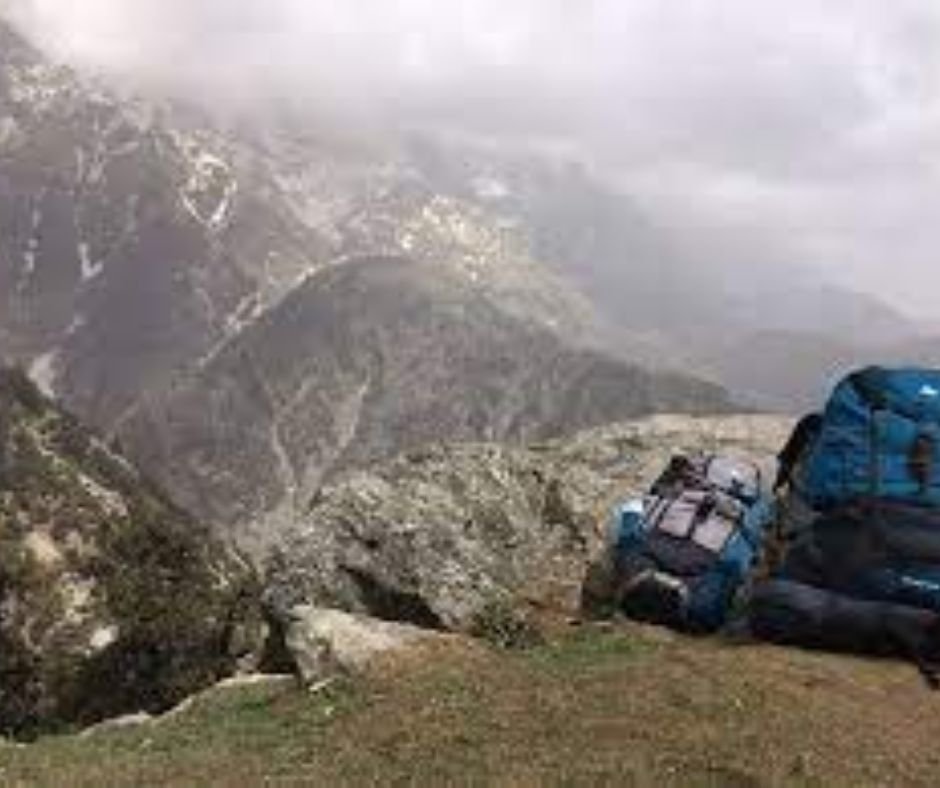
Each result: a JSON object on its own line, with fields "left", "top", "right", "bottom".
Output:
{"left": 0, "top": 368, "right": 263, "bottom": 738}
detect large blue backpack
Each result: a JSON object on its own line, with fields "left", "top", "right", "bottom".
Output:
{"left": 612, "top": 454, "right": 771, "bottom": 633}
{"left": 780, "top": 367, "right": 940, "bottom": 509}
{"left": 759, "top": 367, "right": 940, "bottom": 680}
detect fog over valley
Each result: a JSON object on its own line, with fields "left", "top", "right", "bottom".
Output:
{"left": 7, "top": 0, "right": 940, "bottom": 320}
{"left": 0, "top": 0, "right": 938, "bottom": 537}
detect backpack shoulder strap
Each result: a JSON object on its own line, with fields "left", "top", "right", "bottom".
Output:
{"left": 774, "top": 413, "right": 823, "bottom": 492}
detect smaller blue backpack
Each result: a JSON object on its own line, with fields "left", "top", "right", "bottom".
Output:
{"left": 612, "top": 454, "right": 771, "bottom": 633}
{"left": 778, "top": 367, "right": 940, "bottom": 510}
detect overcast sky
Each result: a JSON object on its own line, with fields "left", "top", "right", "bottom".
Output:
{"left": 7, "top": 0, "right": 940, "bottom": 320}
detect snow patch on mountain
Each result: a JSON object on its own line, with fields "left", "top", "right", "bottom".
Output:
{"left": 28, "top": 349, "right": 60, "bottom": 398}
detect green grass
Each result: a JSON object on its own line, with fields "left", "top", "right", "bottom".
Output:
{"left": 4, "top": 624, "right": 940, "bottom": 786}
{"left": 0, "top": 679, "right": 360, "bottom": 786}
{"left": 527, "top": 623, "right": 654, "bottom": 670}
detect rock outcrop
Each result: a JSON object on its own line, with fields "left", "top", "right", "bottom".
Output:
{"left": 264, "top": 414, "right": 792, "bottom": 634}
{"left": 285, "top": 607, "right": 445, "bottom": 684}
{"left": 0, "top": 368, "right": 264, "bottom": 738}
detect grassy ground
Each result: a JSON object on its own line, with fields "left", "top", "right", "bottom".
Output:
{"left": 2, "top": 622, "right": 939, "bottom": 786}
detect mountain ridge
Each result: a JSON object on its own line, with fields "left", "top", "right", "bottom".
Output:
{"left": 0, "top": 17, "right": 740, "bottom": 537}
{"left": 115, "top": 255, "right": 734, "bottom": 537}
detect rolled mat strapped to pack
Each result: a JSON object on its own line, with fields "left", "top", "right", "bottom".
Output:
{"left": 750, "top": 579, "right": 940, "bottom": 688}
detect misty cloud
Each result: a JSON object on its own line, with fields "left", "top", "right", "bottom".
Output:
{"left": 6, "top": 0, "right": 940, "bottom": 318}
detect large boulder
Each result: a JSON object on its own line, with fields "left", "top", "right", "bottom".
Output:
{"left": 0, "top": 368, "right": 265, "bottom": 738}
{"left": 264, "top": 415, "right": 791, "bottom": 634}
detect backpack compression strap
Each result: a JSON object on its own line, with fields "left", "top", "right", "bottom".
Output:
{"left": 909, "top": 433, "right": 936, "bottom": 493}
{"left": 774, "top": 413, "right": 823, "bottom": 492}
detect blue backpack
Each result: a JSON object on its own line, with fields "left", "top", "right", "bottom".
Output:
{"left": 778, "top": 367, "right": 940, "bottom": 510}
{"left": 612, "top": 454, "right": 771, "bottom": 633}
{"left": 761, "top": 367, "right": 940, "bottom": 677}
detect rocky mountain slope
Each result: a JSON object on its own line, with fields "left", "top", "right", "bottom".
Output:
{"left": 0, "top": 20, "right": 326, "bottom": 427}
{"left": 403, "top": 133, "right": 940, "bottom": 409}
{"left": 0, "top": 368, "right": 262, "bottom": 738}
{"left": 0, "top": 17, "right": 739, "bottom": 535}
{"left": 5, "top": 13, "right": 925, "bottom": 543}
{"left": 407, "top": 134, "right": 929, "bottom": 340}
{"left": 116, "top": 256, "right": 733, "bottom": 535}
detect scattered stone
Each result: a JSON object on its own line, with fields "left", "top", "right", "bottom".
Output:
{"left": 285, "top": 606, "right": 442, "bottom": 683}
{"left": 79, "top": 713, "right": 154, "bottom": 739}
